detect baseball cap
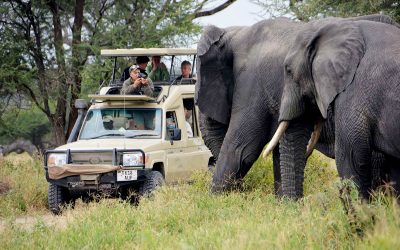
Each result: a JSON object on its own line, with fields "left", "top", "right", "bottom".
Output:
{"left": 129, "top": 65, "right": 140, "bottom": 73}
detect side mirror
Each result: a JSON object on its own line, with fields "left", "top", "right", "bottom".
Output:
{"left": 168, "top": 128, "right": 181, "bottom": 145}
{"left": 75, "top": 99, "right": 89, "bottom": 110}
{"left": 67, "top": 99, "right": 89, "bottom": 143}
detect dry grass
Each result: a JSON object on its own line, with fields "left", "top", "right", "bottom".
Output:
{"left": 0, "top": 152, "right": 399, "bottom": 249}
{"left": 0, "top": 153, "right": 48, "bottom": 217}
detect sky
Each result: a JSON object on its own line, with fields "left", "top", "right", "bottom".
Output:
{"left": 196, "top": 0, "right": 268, "bottom": 28}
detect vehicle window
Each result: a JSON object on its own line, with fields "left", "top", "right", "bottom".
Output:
{"left": 165, "top": 111, "right": 177, "bottom": 140}
{"left": 79, "top": 108, "right": 162, "bottom": 139}
{"left": 183, "top": 98, "right": 198, "bottom": 138}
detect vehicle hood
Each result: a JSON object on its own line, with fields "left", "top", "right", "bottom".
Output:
{"left": 55, "top": 138, "right": 165, "bottom": 151}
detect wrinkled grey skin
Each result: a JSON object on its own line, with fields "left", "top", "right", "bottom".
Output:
{"left": 197, "top": 14, "right": 395, "bottom": 198}
{"left": 278, "top": 15, "right": 400, "bottom": 198}
{"left": 196, "top": 18, "right": 304, "bottom": 194}
{"left": 196, "top": 18, "right": 340, "bottom": 195}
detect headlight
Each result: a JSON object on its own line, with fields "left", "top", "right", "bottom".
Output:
{"left": 123, "top": 153, "right": 144, "bottom": 167}
{"left": 47, "top": 153, "right": 67, "bottom": 166}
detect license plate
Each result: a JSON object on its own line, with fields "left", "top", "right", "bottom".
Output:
{"left": 117, "top": 170, "right": 138, "bottom": 181}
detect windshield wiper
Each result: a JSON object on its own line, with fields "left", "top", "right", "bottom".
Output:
{"left": 85, "top": 133, "right": 125, "bottom": 139}
{"left": 126, "top": 134, "right": 159, "bottom": 138}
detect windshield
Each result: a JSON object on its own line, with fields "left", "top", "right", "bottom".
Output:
{"left": 79, "top": 108, "right": 162, "bottom": 139}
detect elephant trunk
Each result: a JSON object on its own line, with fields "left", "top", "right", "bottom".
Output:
{"left": 263, "top": 121, "right": 289, "bottom": 158}
{"left": 279, "top": 121, "right": 312, "bottom": 198}
{"left": 305, "top": 120, "right": 323, "bottom": 157}
{"left": 199, "top": 112, "right": 228, "bottom": 161}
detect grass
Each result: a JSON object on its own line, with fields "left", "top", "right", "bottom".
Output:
{"left": 0, "top": 152, "right": 399, "bottom": 249}
{"left": 0, "top": 153, "right": 48, "bottom": 217}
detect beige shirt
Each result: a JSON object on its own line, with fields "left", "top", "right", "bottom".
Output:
{"left": 121, "top": 77, "right": 154, "bottom": 96}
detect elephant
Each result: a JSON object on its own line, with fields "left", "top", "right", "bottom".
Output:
{"left": 196, "top": 14, "right": 400, "bottom": 198}
{"left": 196, "top": 17, "right": 364, "bottom": 195}
{"left": 264, "top": 16, "right": 400, "bottom": 198}
{"left": 196, "top": 18, "right": 307, "bottom": 194}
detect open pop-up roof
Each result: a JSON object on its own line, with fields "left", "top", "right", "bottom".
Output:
{"left": 101, "top": 48, "right": 197, "bottom": 57}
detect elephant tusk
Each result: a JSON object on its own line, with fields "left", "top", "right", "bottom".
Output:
{"left": 263, "top": 121, "right": 289, "bottom": 158}
{"left": 305, "top": 121, "right": 323, "bottom": 158}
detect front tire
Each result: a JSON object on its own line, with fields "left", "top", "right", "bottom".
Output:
{"left": 139, "top": 171, "right": 165, "bottom": 197}
{"left": 48, "top": 183, "right": 73, "bottom": 215}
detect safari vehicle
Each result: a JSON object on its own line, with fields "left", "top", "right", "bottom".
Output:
{"left": 44, "top": 48, "right": 213, "bottom": 215}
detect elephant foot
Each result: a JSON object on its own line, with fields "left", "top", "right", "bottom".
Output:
{"left": 210, "top": 178, "right": 244, "bottom": 194}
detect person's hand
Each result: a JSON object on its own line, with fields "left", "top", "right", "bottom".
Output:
{"left": 152, "top": 61, "right": 159, "bottom": 71}
{"left": 133, "top": 78, "right": 142, "bottom": 88}
{"left": 159, "top": 62, "right": 167, "bottom": 70}
{"left": 141, "top": 78, "right": 149, "bottom": 86}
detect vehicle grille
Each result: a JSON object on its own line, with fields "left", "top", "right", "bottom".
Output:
{"left": 70, "top": 152, "right": 114, "bottom": 165}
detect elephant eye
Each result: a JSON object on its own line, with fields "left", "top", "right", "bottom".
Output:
{"left": 285, "top": 65, "right": 293, "bottom": 76}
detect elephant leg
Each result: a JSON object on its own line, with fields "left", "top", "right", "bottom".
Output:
{"left": 335, "top": 123, "right": 372, "bottom": 199}
{"left": 211, "top": 142, "right": 245, "bottom": 193}
{"left": 385, "top": 156, "right": 400, "bottom": 195}
{"left": 279, "top": 119, "right": 313, "bottom": 199}
{"left": 272, "top": 146, "right": 283, "bottom": 196}
{"left": 211, "top": 111, "right": 270, "bottom": 193}
{"left": 371, "top": 151, "right": 389, "bottom": 190}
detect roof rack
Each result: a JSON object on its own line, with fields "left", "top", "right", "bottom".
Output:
{"left": 101, "top": 48, "right": 196, "bottom": 57}
{"left": 88, "top": 94, "right": 156, "bottom": 102}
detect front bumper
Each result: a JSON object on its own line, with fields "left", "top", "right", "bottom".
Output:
{"left": 44, "top": 148, "right": 148, "bottom": 191}
{"left": 46, "top": 169, "right": 150, "bottom": 191}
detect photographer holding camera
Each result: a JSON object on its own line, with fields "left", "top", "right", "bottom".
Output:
{"left": 121, "top": 65, "right": 154, "bottom": 96}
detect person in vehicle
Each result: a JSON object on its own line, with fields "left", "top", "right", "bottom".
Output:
{"left": 175, "top": 61, "right": 193, "bottom": 81}
{"left": 183, "top": 99, "right": 194, "bottom": 138}
{"left": 121, "top": 65, "right": 154, "bottom": 96}
{"left": 127, "top": 116, "right": 145, "bottom": 130}
{"left": 146, "top": 56, "right": 170, "bottom": 81}
{"left": 120, "top": 56, "right": 150, "bottom": 81}
{"left": 184, "top": 107, "right": 193, "bottom": 138}
{"left": 102, "top": 115, "right": 114, "bottom": 130}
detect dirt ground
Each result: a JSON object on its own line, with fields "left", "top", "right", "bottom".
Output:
{"left": 0, "top": 213, "right": 69, "bottom": 232}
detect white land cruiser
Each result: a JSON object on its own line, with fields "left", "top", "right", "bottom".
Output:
{"left": 44, "top": 48, "right": 213, "bottom": 214}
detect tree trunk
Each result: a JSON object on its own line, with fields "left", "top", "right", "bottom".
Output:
{"left": 51, "top": 115, "right": 67, "bottom": 146}
{"left": 68, "top": 0, "right": 85, "bottom": 136}
{"left": 48, "top": 0, "right": 68, "bottom": 144}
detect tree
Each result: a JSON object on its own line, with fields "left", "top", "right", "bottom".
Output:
{"left": 0, "top": 0, "right": 236, "bottom": 146}
{"left": 253, "top": 0, "right": 400, "bottom": 22}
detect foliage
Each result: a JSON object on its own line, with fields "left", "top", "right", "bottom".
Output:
{"left": 291, "top": 0, "right": 400, "bottom": 22}
{"left": 0, "top": 0, "right": 235, "bottom": 145}
{"left": 0, "top": 106, "right": 51, "bottom": 146}
{"left": 1, "top": 153, "right": 400, "bottom": 248}
{"left": 253, "top": 0, "right": 400, "bottom": 22}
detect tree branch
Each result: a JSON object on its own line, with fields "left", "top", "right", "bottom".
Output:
{"left": 20, "top": 83, "right": 50, "bottom": 117}
{"left": 194, "top": 0, "right": 236, "bottom": 18}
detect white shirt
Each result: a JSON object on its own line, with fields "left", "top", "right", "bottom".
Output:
{"left": 185, "top": 121, "right": 193, "bottom": 138}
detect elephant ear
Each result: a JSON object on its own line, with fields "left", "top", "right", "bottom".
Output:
{"left": 195, "top": 25, "right": 234, "bottom": 125}
{"left": 308, "top": 21, "right": 365, "bottom": 118}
